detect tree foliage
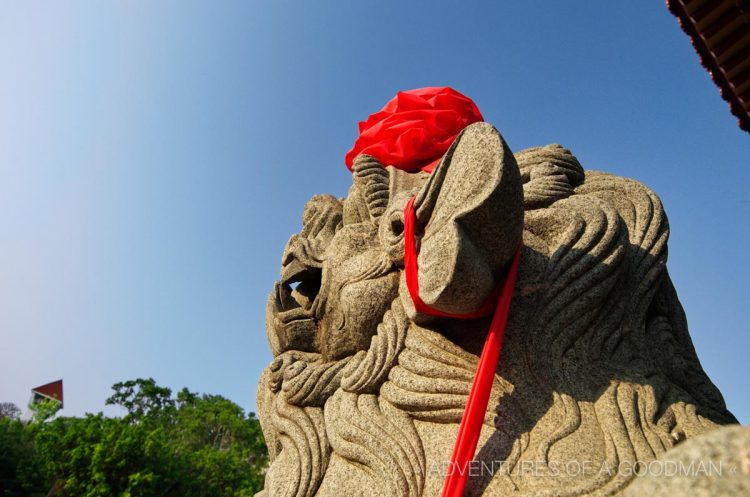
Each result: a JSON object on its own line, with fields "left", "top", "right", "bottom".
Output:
{"left": 0, "top": 415, "right": 46, "bottom": 496}
{"left": 29, "top": 398, "right": 62, "bottom": 424}
{"left": 0, "top": 380, "right": 267, "bottom": 496}
{"left": 106, "top": 378, "right": 175, "bottom": 422}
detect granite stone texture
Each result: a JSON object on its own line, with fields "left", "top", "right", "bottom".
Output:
{"left": 255, "top": 122, "right": 740, "bottom": 496}
{"left": 624, "top": 425, "right": 750, "bottom": 497}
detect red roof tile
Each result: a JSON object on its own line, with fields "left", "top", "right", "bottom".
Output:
{"left": 668, "top": 0, "right": 750, "bottom": 132}
{"left": 31, "top": 379, "right": 63, "bottom": 407}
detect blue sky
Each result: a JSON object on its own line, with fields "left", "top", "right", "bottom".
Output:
{"left": 1, "top": 2, "right": 748, "bottom": 424}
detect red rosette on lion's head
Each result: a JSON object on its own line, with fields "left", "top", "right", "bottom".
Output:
{"left": 345, "top": 87, "right": 484, "bottom": 173}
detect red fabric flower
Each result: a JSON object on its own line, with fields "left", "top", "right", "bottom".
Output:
{"left": 345, "top": 87, "right": 484, "bottom": 173}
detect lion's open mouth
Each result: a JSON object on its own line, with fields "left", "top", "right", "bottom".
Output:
{"left": 276, "top": 259, "right": 322, "bottom": 323}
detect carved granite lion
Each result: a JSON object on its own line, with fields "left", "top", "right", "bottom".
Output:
{"left": 255, "top": 123, "right": 738, "bottom": 496}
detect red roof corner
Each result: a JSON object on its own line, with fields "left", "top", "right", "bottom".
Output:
{"left": 31, "top": 379, "right": 64, "bottom": 407}
{"left": 667, "top": 0, "right": 750, "bottom": 133}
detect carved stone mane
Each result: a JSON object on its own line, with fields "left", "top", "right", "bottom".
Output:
{"left": 255, "top": 123, "right": 737, "bottom": 497}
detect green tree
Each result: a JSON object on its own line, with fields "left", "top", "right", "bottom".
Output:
{"left": 0, "top": 380, "right": 267, "bottom": 496}
{"left": 106, "top": 378, "right": 175, "bottom": 422}
{"left": 0, "top": 417, "right": 46, "bottom": 497}
{"left": 36, "top": 413, "right": 189, "bottom": 496}
{"left": 170, "top": 391, "right": 267, "bottom": 494}
{"left": 29, "top": 398, "right": 62, "bottom": 424}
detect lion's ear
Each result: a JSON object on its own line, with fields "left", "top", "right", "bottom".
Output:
{"left": 403, "top": 122, "right": 524, "bottom": 316}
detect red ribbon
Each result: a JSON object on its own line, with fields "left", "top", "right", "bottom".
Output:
{"left": 403, "top": 196, "right": 521, "bottom": 497}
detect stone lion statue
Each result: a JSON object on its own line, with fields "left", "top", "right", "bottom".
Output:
{"left": 255, "top": 123, "right": 742, "bottom": 496}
